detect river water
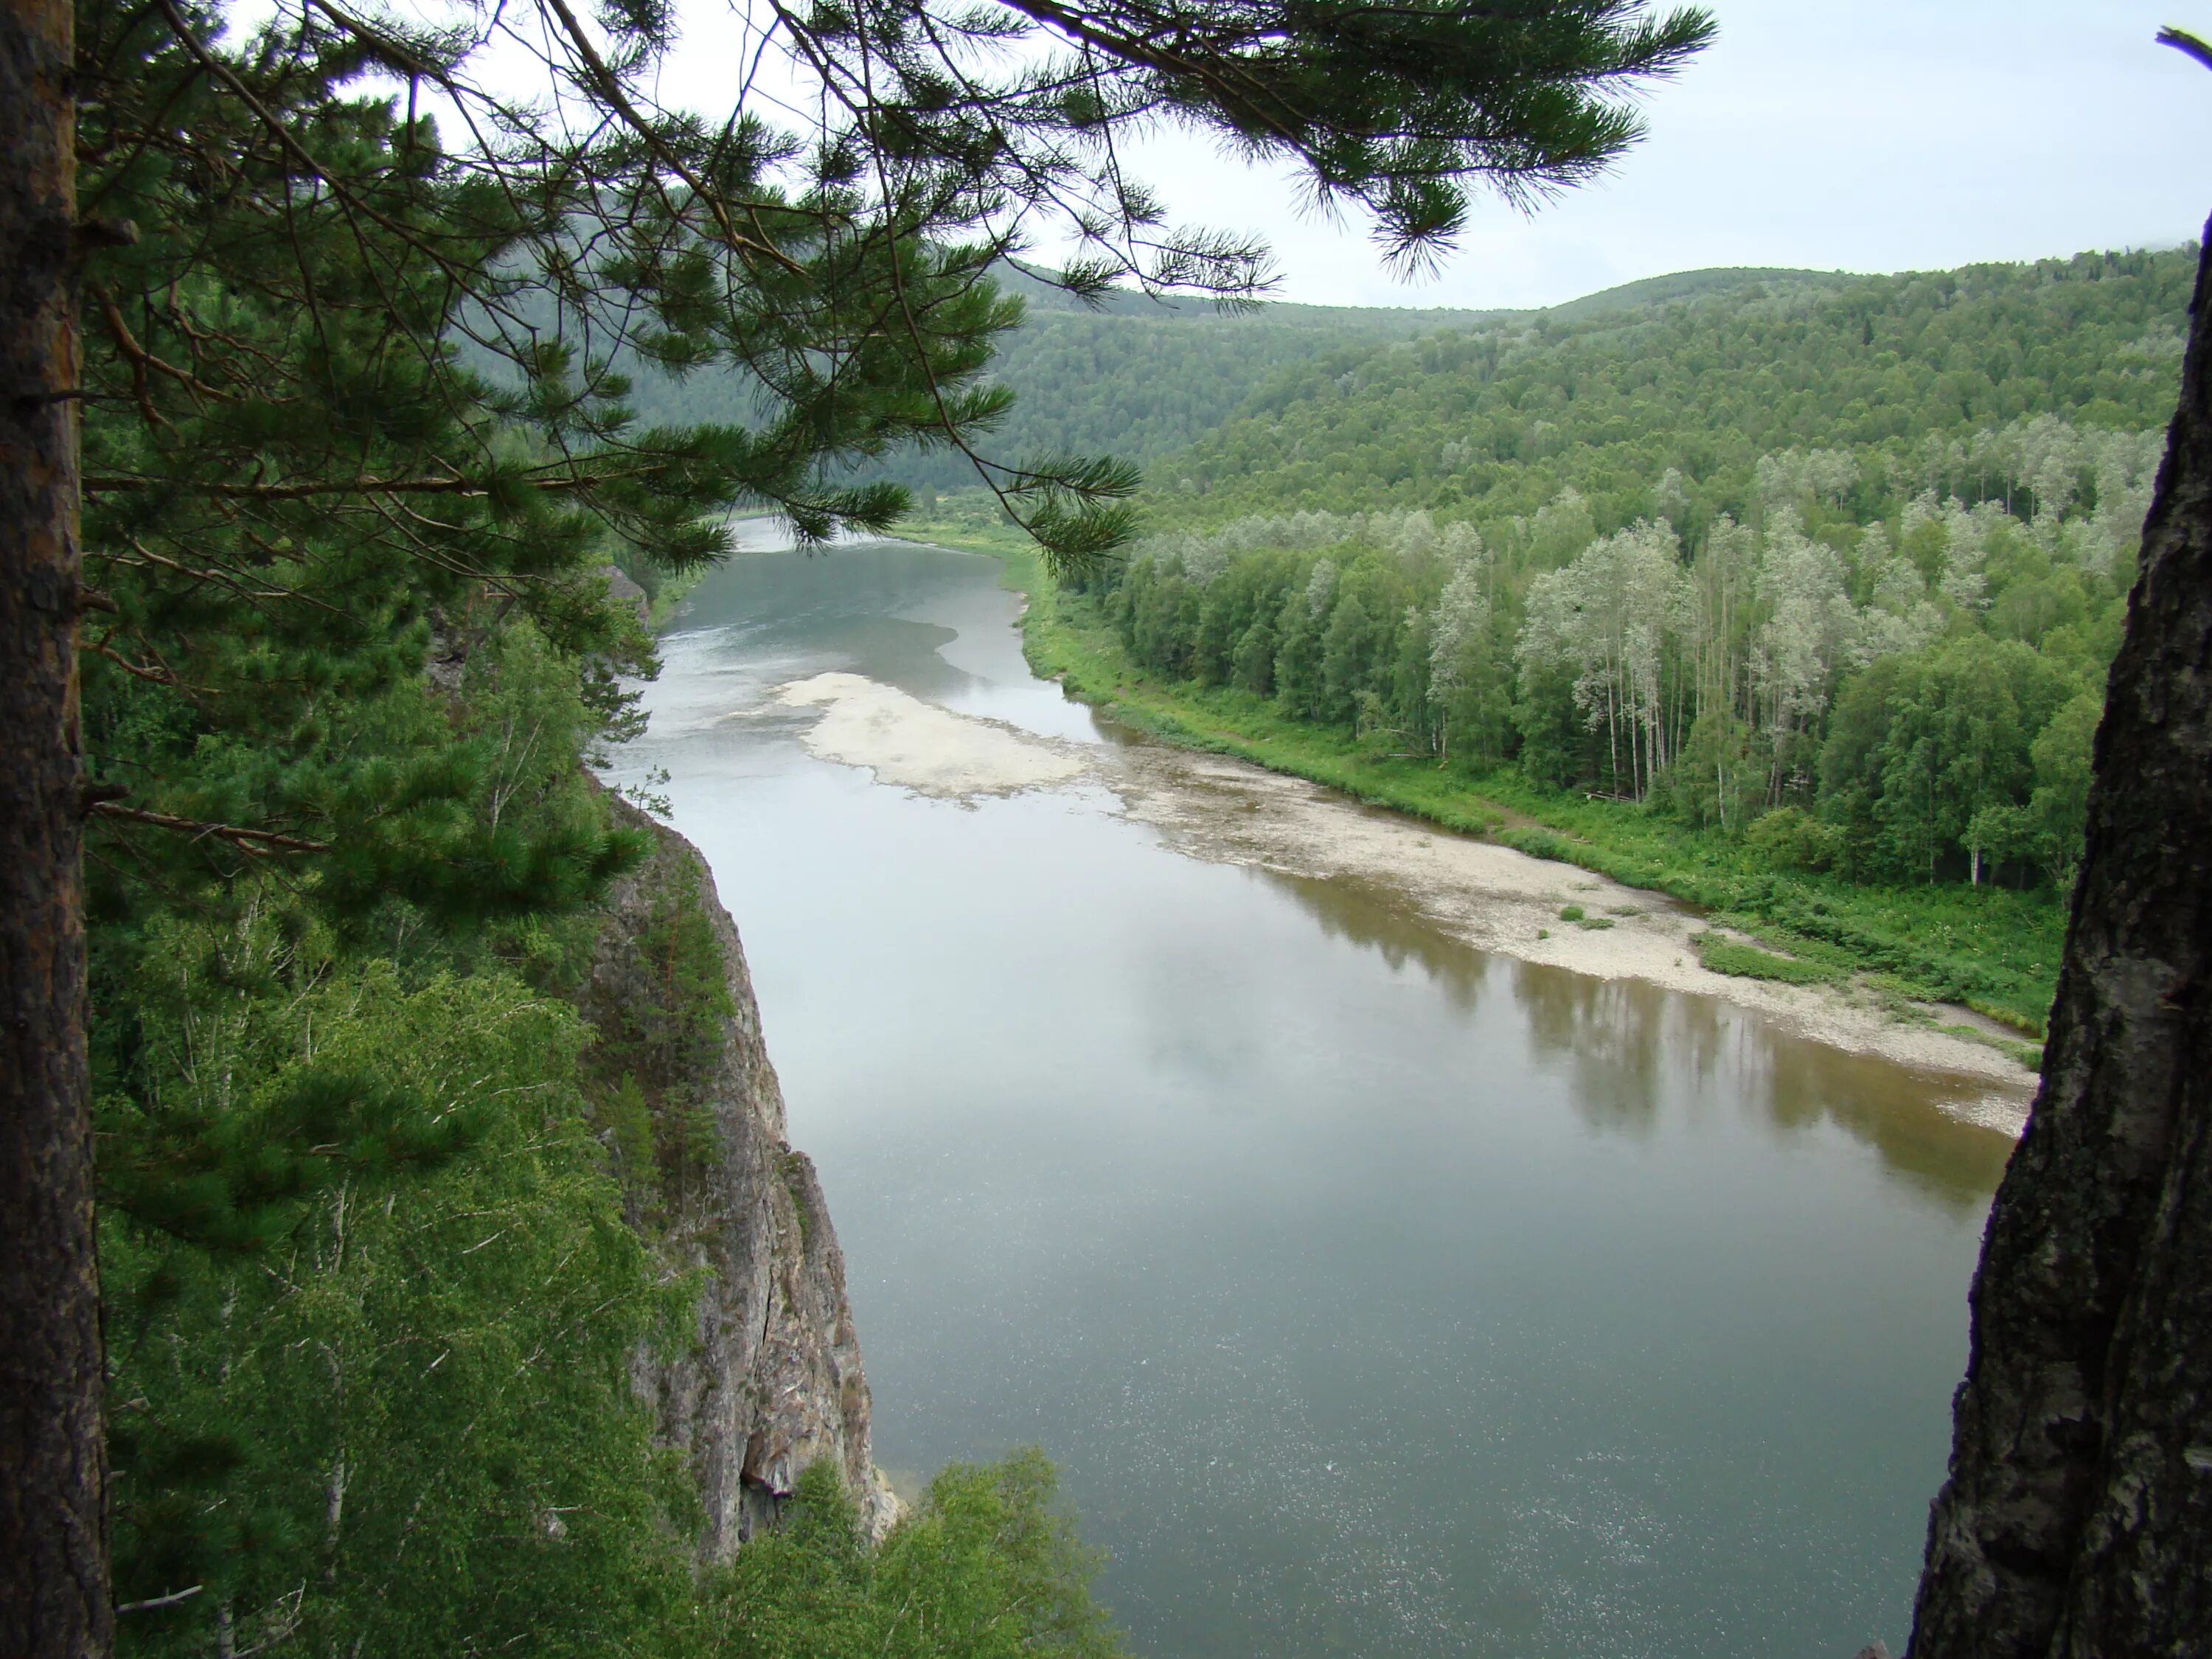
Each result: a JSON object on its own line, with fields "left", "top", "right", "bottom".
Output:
{"left": 602, "top": 536, "right": 2014, "bottom": 1659}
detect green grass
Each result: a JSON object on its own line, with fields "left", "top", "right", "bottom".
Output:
{"left": 1558, "top": 905, "right": 1615, "bottom": 931}
{"left": 1691, "top": 933, "right": 1838, "bottom": 986}
{"left": 909, "top": 514, "right": 2066, "bottom": 1039}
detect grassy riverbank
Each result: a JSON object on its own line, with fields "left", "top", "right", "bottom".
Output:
{"left": 906, "top": 515, "right": 2063, "bottom": 1048}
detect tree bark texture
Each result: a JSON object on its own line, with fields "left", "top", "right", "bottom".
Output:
{"left": 1907, "top": 226, "right": 2212, "bottom": 1659}
{"left": 0, "top": 0, "right": 108, "bottom": 1652}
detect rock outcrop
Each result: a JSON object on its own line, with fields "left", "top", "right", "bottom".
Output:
{"left": 598, "top": 563, "right": 651, "bottom": 629}
{"left": 579, "top": 793, "right": 896, "bottom": 1559}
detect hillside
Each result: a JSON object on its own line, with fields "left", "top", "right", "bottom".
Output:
{"left": 623, "top": 265, "right": 1839, "bottom": 495}
{"left": 1149, "top": 248, "right": 2193, "bottom": 527}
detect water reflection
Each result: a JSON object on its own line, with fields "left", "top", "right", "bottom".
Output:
{"left": 1255, "top": 824, "right": 2014, "bottom": 1210}
{"left": 1257, "top": 869, "right": 1492, "bottom": 1015}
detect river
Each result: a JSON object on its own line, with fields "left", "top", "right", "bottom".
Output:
{"left": 600, "top": 533, "right": 2016, "bottom": 1659}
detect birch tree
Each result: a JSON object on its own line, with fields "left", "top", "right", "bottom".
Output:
{"left": 1749, "top": 515, "right": 1859, "bottom": 798}
{"left": 1517, "top": 521, "right": 1687, "bottom": 798}
{"left": 1427, "top": 562, "right": 1492, "bottom": 762}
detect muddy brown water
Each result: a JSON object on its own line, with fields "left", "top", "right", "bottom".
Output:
{"left": 602, "top": 535, "right": 2014, "bottom": 1659}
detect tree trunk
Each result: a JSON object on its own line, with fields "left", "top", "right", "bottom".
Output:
{"left": 1905, "top": 223, "right": 2212, "bottom": 1659}
{"left": 0, "top": 0, "right": 108, "bottom": 1652}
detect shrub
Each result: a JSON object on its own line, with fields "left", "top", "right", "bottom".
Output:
{"left": 1745, "top": 807, "right": 1841, "bottom": 873}
{"left": 1692, "top": 933, "right": 1837, "bottom": 985}
{"left": 709, "top": 1453, "right": 1129, "bottom": 1659}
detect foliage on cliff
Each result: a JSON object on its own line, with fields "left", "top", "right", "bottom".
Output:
{"left": 68, "top": 0, "right": 1143, "bottom": 1644}
{"left": 708, "top": 1455, "right": 1127, "bottom": 1659}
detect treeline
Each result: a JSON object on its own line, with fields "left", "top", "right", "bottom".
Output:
{"left": 1077, "top": 411, "right": 2160, "bottom": 894}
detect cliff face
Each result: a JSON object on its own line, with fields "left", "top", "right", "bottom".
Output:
{"left": 579, "top": 795, "right": 895, "bottom": 1559}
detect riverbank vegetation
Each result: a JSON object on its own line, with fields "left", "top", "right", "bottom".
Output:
{"left": 905, "top": 248, "right": 2196, "bottom": 1037}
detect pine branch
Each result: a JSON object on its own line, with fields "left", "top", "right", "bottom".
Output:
{"left": 83, "top": 473, "right": 604, "bottom": 499}
{"left": 89, "top": 801, "right": 331, "bottom": 855}
{"left": 91, "top": 282, "right": 234, "bottom": 414}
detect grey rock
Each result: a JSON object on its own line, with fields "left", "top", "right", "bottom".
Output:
{"left": 599, "top": 563, "right": 650, "bottom": 628}
{"left": 582, "top": 795, "right": 896, "bottom": 1558}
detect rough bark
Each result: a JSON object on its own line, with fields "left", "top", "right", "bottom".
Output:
{"left": 1905, "top": 224, "right": 2212, "bottom": 1659}
{"left": 0, "top": 0, "right": 110, "bottom": 1653}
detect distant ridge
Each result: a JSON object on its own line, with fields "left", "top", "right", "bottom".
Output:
{"left": 1541, "top": 266, "right": 1848, "bottom": 320}
{"left": 1156, "top": 242, "right": 2195, "bottom": 522}
{"left": 990, "top": 260, "right": 1498, "bottom": 329}
{"left": 629, "top": 248, "right": 2185, "bottom": 498}
{"left": 999, "top": 260, "right": 1845, "bottom": 327}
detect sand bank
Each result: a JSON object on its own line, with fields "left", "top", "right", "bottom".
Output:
{"left": 1108, "top": 745, "right": 2035, "bottom": 1135}
{"left": 777, "top": 672, "right": 1087, "bottom": 799}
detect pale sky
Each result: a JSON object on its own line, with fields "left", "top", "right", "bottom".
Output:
{"left": 420, "top": 0, "right": 2212, "bottom": 311}
{"left": 1116, "top": 0, "right": 2212, "bottom": 309}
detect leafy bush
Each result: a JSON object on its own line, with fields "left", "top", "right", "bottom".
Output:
{"left": 1745, "top": 807, "right": 1841, "bottom": 872}
{"left": 709, "top": 1453, "right": 1130, "bottom": 1659}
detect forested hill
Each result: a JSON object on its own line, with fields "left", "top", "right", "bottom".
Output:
{"left": 625, "top": 265, "right": 1834, "bottom": 492}
{"left": 1150, "top": 247, "right": 2194, "bottom": 526}
{"left": 945, "top": 267, "right": 1848, "bottom": 490}
{"left": 907, "top": 244, "right": 2199, "bottom": 1036}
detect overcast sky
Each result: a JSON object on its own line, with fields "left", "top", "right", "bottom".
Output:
{"left": 585, "top": 0, "right": 2212, "bottom": 311}
{"left": 1111, "top": 0, "right": 2212, "bottom": 310}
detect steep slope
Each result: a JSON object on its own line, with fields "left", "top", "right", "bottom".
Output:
{"left": 580, "top": 795, "right": 896, "bottom": 1559}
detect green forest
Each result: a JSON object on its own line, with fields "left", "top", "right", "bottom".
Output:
{"left": 631, "top": 265, "right": 1848, "bottom": 498}
{"left": 911, "top": 246, "right": 2197, "bottom": 1036}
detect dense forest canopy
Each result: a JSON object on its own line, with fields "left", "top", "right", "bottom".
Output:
{"left": 1158, "top": 248, "right": 2192, "bottom": 524}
